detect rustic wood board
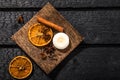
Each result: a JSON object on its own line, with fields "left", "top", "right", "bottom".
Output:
{"left": 11, "top": 2, "right": 83, "bottom": 74}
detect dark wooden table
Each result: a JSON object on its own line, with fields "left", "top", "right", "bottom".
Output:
{"left": 0, "top": 0, "right": 120, "bottom": 80}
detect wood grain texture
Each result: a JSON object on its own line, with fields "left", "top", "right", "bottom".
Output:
{"left": 1, "top": 10, "right": 120, "bottom": 45}
{"left": 0, "top": 48, "right": 50, "bottom": 80}
{"left": 1, "top": 47, "right": 120, "bottom": 80}
{"left": 0, "top": 0, "right": 120, "bottom": 80}
{"left": 0, "top": 0, "right": 120, "bottom": 8}
{"left": 0, "top": 11, "right": 36, "bottom": 45}
{"left": 56, "top": 47, "right": 120, "bottom": 80}
{"left": 11, "top": 3, "right": 83, "bottom": 74}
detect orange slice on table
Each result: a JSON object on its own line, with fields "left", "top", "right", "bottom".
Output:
{"left": 9, "top": 56, "right": 32, "bottom": 79}
{"left": 28, "top": 23, "right": 53, "bottom": 46}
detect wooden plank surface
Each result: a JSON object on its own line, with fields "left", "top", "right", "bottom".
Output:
{"left": 0, "top": 11, "right": 36, "bottom": 45}
{"left": 55, "top": 47, "right": 120, "bottom": 80}
{"left": 0, "top": 0, "right": 120, "bottom": 8}
{"left": 0, "top": 48, "right": 51, "bottom": 80}
{"left": 0, "top": 10, "right": 120, "bottom": 45}
{"left": 0, "top": 0, "right": 120, "bottom": 80}
{"left": 1, "top": 47, "right": 120, "bottom": 80}
{"left": 12, "top": 3, "right": 83, "bottom": 74}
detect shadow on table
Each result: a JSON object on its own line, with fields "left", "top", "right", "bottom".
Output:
{"left": 48, "top": 41, "right": 86, "bottom": 80}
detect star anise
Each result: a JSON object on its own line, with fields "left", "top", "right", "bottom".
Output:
{"left": 42, "top": 26, "right": 50, "bottom": 34}
{"left": 44, "top": 34, "right": 51, "bottom": 42}
{"left": 40, "top": 52, "right": 47, "bottom": 60}
{"left": 44, "top": 44, "right": 55, "bottom": 55}
{"left": 44, "top": 44, "right": 58, "bottom": 61}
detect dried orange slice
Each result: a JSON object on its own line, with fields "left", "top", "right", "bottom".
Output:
{"left": 9, "top": 56, "right": 32, "bottom": 79}
{"left": 28, "top": 23, "right": 53, "bottom": 46}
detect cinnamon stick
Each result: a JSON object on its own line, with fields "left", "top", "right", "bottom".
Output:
{"left": 36, "top": 16, "right": 64, "bottom": 32}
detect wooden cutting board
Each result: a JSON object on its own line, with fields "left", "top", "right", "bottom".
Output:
{"left": 11, "top": 2, "right": 83, "bottom": 74}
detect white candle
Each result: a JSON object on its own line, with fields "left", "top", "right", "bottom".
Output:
{"left": 53, "top": 32, "right": 69, "bottom": 49}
